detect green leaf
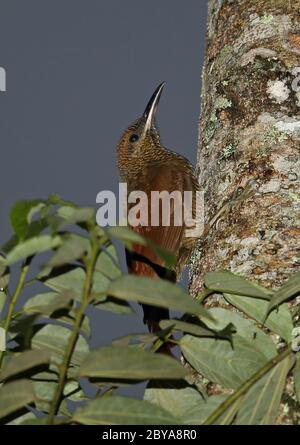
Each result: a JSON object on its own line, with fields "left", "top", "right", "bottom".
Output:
{"left": 3, "top": 235, "right": 61, "bottom": 265}
{"left": 235, "top": 354, "right": 294, "bottom": 425}
{"left": 160, "top": 318, "right": 235, "bottom": 343}
{"left": 80, "top": 345, "right": 186, "bottom": 380}
{"left": 32, "top": 324, "right": 88, "bottom": 368}
{"left": 0, "top": 291, "right": 7, "bottom": 315}
{"left": 24, "top": 291, "right": 90, "bottom": 338}
{"left": 1, "top": 235, "right": 19, "bottom": 255}
{"left": 204, "top": 270, "right": 272, "bottom": 300}
{"left": 181, "top": 333, "right": 261, "bottom": 389}
{"left": 0, "top": 380, "right": 35, "bottom": 420}
{"left": 95, "top": 296, "right": 133, "bottom": 314}
{"left": 10, "top": 199, "right": 46, "bottom": 240}
{"left": 63, "top": 381, "right": 85, "bottom": 401}
{"left": 267, "top": 272, "right": 300, "bottom": 315}
{"left": 107, "top": 276, "right": 213, "bottom": 321}
{"left": 144, "top": 381, "right": 204, "bottom": 419}
{"left": 112, "top": 332, "right": 156, "bottom": 347}
{"left": 31, "top": 371, "right": 58, "bottom": 413}
{"left": 73, "top": 395, "right": 179, "bottom": 425}
{"left": 47, "top": 194, "right": 78, "bottom": 208}
{"left": 0, "top": 350, "right": 50, "bottom": 381}
{"left": 92, "top": 271, "right": 111, "bottom": 294}
{"left": 95, "top": 244, "right": 122, "bottom": 280}
{"left": 182, "top": 395, "right": 227, "bottom": 425}
{"left": 205, "top": 308, "right": 277, "bottom": 360}
{"left": 9, "top": 314, "right": 40, "bottom": 341}
{"left": 0, "top": 265, "right": 10, "bottom": 290}
{"left": 21, "top": 418, "right": 47, "bottom": 425}
{"left": 56, "top": 206, "right": 95, "bottom": 228}
{"left": 180, "top": 308, "right": 276, "bottom": 389}
{"left": 46, "top": 234, "right": 88, "bottom": 268}
{"left": 152, "top": 246, "right": 177, "bottom": 269}
{"left": 294, "top": 354, "right": 300, "bottom": 404}
{"left": 21, "top": 417, "right": 65, "bottom": 425}
{"left": 26, "top": 218, "right": 50, "bottom": 239}
{"left": 107, "top": 226, "right": 176, "bottom": 268}
{"left": 23, "top": 291, "right": 73, "bottom": 316}
{"left": 107, "top": 226, "right": 147, "bottom": 248}
{"left": 42, "top": 267, "right": 85, "bottom": 300}
{"left": 58, "top": 398, "right": 72, "bottom": 417}
{"left": 188, "top": 395, "right": 242, "bottom": 425}
{"left": 181, "top": 331, "right": 270, "bottom": 389}
{"left": 224, "top": 293, "right": 293, "bottom": 341}
{"left": 7, "top": 411, "right": 37, "bottom": 425}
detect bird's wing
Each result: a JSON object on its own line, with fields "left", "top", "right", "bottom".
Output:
{"left": 126, "top": 159, "right": 197, "bottom": 276}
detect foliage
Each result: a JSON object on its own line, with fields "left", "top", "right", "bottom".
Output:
{"left": 0, "top": 197, "right": 299, "bottom": 425}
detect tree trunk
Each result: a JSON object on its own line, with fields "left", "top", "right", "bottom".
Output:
{"left": 191, "top": 0, "right": 300, "bottom": 299}
{"left": 189, "top": 0, "right": 300, "bottom": 422}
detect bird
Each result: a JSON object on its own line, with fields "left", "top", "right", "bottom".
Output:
{"left": 117, "top": 82, "right": 199, "bottom": 341}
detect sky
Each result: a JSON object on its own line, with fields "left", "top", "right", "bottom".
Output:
{"left": 0, "top": 0, "right": 208, "bottom": 397}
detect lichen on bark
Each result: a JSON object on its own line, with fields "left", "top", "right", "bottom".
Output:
{"left": 189, "top": 0, "right": 300, "bottom": 423}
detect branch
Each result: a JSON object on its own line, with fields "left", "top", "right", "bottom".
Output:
{"left": 0, "top": 261, "right": 30, "bottom": 368}
{"left": 47, "top": 231, "right": 99, "bottom": 424}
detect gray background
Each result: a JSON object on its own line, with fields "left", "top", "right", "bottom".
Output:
{"left": 0, "top": 0, "right": 208, "bottom": 396}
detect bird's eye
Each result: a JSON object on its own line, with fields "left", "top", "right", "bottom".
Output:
{"left": 129, "top": 134, "right": 139, "bottom": 143}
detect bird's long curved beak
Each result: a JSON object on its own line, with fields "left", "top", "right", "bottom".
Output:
{"left": 143, "top": 82, "right": 165, "bottom": 133}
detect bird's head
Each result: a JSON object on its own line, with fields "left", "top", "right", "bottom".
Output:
{"left": 117, "top": 82, "right": 165, "bottom": 180}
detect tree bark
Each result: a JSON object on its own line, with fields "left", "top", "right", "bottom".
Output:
{"left": 189, "top": 0, "right": 300, "bottom": 423}
{"left": 191, "top": 0, "right": 300, "bottom": 297}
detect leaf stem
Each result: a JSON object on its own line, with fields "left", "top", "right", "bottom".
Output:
{"left": 47, "top": 233, "right": 99, "bottom": 424}
{"left": 23, "top": 278, "right": 38, "bottom": 288}
{"left": 202, "top": 343, "right": 293, "bottom": 425}
{"left": 0, "top": 262, "right": 30, "bottom": 368}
